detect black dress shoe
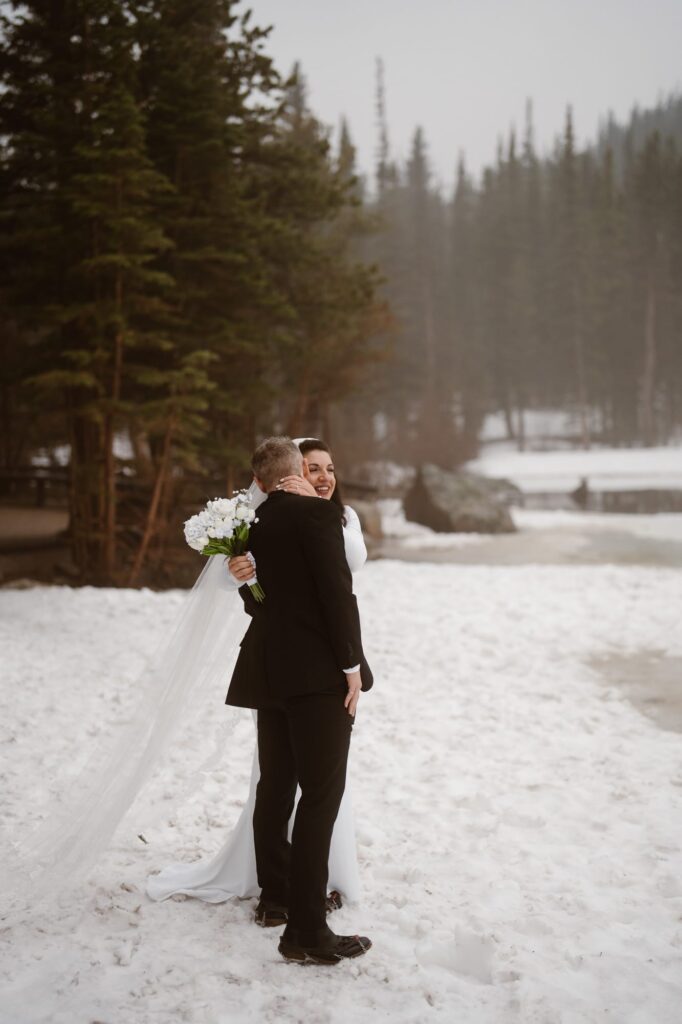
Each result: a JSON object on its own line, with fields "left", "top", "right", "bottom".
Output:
{"left": 255, "top": 891, "right": 343, "bottom": 927}
{"left": 254, "top": 900, "right": 288, "bottom": 928}
{"left": 278, "top": 931, "right": 372, "bottom": 965}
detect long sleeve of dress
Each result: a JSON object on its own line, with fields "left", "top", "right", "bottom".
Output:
{"left": 342, "top": 505, "right": 367, "bottom": 574}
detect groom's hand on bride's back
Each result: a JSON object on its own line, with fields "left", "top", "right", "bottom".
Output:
{"left": 344, "top": 670, "right": 362, "bottom": 717}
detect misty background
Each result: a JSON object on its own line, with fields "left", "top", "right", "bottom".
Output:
{"left": 1, "top": 0, "right": 681, "bottom": 587}
{"left": 251, "top": 0, "right": 682, "bottom": 185}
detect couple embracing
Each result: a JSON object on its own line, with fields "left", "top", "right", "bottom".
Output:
{"left": 1, "top": 437, "right": 374, "bottom": 966}
{"left": 222, "top": 436, "right": 373, "bottom": 965}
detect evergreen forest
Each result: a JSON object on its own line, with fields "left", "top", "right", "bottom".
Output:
{"left": 1, "top": 2, "right": 681, "bottom": 583}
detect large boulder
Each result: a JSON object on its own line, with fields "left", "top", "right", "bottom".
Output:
{"left": 403, "top": 464, "right": 520, "bottom": 534}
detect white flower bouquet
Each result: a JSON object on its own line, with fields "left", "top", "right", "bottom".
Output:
{"left": 184, "top": 491, "right": 265, "bottom": 602}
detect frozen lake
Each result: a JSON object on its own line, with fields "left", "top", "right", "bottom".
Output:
{"left": 377, "top": 504, "right": 682, "bottom": 569}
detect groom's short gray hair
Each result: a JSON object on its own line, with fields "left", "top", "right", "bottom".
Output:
{"left": 251, "top": 436, "right": 303, "bottom": 490}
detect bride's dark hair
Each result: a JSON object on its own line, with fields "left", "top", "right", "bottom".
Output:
{"left": 297, "top": 438, "right": 347, "bottom": 525}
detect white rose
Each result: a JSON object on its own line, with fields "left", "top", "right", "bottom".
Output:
{"left": 209, "top": 497, "right": 232, "bottom": 517}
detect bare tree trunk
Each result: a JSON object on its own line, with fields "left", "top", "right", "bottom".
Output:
{"left": 0, "top": 321, "right": 20, "bottom": 469}
{"left": 128, "top": 415, "right": 175, "bottom": 587}
{"left": 418, "top": 282, "right": 438, "bottom": 461}
{"left": 502, "top": 400, "right": 516, "bottom": 442}
{"left": 639, "top": 267, "right": 657, "bottom": 445}
{"left": 103, "top": 301, "right": 124, "bottom": 581}
{"left": 320, "top": 401, "right": 331, "bottom": 444}
{"left": 287, "top": 366, "right": 312, "bottom": 438}
{"left": 573, "top": 280, "right": 591, "bottom": 449}
{"left": 130, "top": 426, "right": 152, "bottom": 476}
{"left": 70, "top": 411, "right": 102, "bottom": 579}
{"left": 574, "top": 333, "right": 591, "bottom": 450}
{"left": 516, "top": 405, "right": 526, "bottom": 452}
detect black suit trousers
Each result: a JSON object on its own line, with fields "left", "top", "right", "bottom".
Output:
{"left": 253, "top": 691, "right": 353, "bottom": 943}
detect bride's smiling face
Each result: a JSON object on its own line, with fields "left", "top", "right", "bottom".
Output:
{"left": 302, "top": 448, "right": 336, "bottom": 499}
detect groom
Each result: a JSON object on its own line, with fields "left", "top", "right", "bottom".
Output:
{"left": 225, "top": 436, "right": 373, "bottom": 965}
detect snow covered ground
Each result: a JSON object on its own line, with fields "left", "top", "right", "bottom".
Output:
{"left": 511, "top": 508, "right": 682, "bottom": 543}
{"left": 1, "top": 556, "right": 682, "bottom": 1023}
{"left": 382, "top": 500, "right": 682, "bottom": 547}
{"left": 379, "top": 501, "right": 682, "bottom": 569}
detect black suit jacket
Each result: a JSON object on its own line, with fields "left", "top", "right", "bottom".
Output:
{"left": 225, "top": 491, "right": 373, "bottom": 709}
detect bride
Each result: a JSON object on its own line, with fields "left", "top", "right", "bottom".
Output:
{"left": 145, "top": 438, "right": 367, "bottom": 910}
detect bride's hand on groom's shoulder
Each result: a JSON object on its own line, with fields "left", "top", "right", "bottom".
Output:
{"left": 275, "top": 474, "right": 317, "bottom": 497}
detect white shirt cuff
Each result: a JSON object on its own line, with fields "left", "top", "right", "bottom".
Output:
{"left": 343, "top": 664, "right": 361, "bottom": 674}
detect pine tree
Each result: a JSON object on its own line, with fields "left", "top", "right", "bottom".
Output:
{"left": 405, "top": 127, "right": 454, "bottom": 464}
{"left": 263, "top": 66, "right": 382, "bottom": 438}
{"left": 630, "top": 132, "right": 676, "bottom": 443}
{"left": 375, "top": 57, "right": 392, "bottom": 197}
{"left": 550, "top": 107, "right": 591, "bottom": 445}
{"left": 134, "top": 0, "right": 285, "bottom": 500}
{"left": 475, "top": 158, "right": 513, "bottom": 437}
{"left": 449, "top": 155, "right": 484, "bottom": 457}
{"left": 588, "top": 145, "right": 628, "bottom": 440}
{"left": 0, "top": 2, "right": 82, "bottom": 471}
{"left": 0, "top": 1, "right": 179, "bottom": 581}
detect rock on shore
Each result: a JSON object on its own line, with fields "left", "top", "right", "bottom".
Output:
{"left": 404, "top": 463, "right": 520, "bottom": 533}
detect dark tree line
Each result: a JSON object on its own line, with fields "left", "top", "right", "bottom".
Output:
{"left": 0, "top": 2, "right": 382, "bottom": 583}
{"left": 2, "top": 6, "right": 681, "bottom": 585}
{"left": 333, "top": 90, "right": 682, "bottom": 468}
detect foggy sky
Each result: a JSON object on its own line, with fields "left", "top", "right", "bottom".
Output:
{"left": 248, "top": 0, "right": 682, "bottom": 192}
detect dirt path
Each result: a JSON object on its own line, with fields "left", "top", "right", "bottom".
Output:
{"left": 0, "top": 506, "right": 69, "bottom": 550}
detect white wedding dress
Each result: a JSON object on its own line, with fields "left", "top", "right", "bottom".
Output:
{"left": 146, "top": 504, "right": 367, "bottom": 905}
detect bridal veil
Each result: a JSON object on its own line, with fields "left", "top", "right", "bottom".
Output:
{"left": 1, "top": 483, "right": 268, "bottom": 915}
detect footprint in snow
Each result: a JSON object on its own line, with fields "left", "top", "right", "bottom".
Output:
{"left": 416, "top": 926, "right": 495, "bottom": 984}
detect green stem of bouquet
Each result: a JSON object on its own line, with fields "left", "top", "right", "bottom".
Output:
{"left": 200, "top": 525, "right": 265, "bottom": 602}
{"left": 247, "top": 581, "right": 266, "bottom": 603}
